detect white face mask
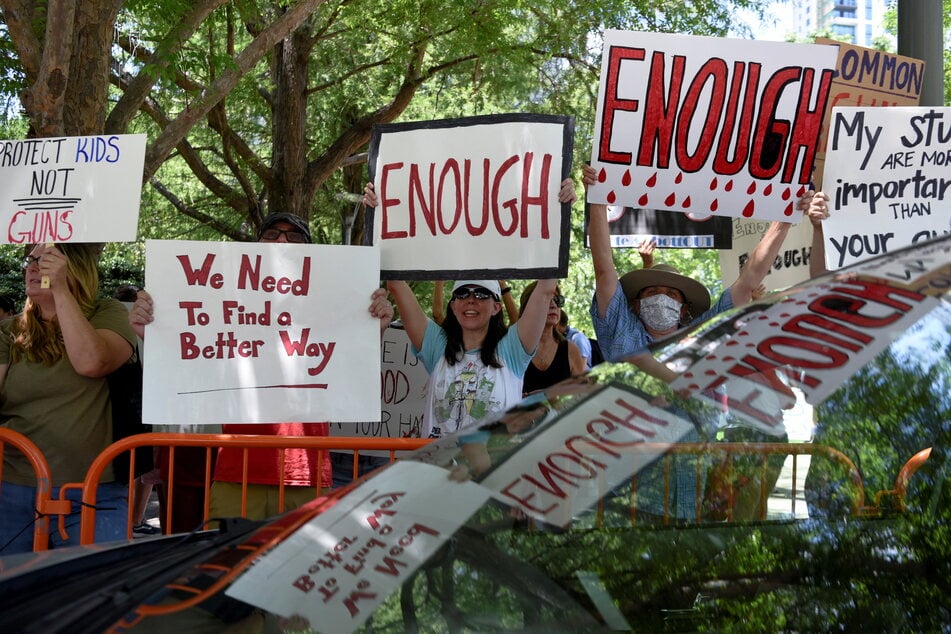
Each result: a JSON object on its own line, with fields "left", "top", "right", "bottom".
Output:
{"left": 638, "top": 294, "right": 682, "bottom": 332}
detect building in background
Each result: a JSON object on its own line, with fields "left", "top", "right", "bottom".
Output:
{"left": 790, "top": 0, "right": 891, "bottom": 47}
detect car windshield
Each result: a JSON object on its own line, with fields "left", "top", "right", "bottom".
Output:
{"left": 114, "top": 240, "right": 949, "bottom": 633}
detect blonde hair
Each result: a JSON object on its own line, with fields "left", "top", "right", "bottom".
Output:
{"left": 11, "top": 244, "right": 102, "bottom": 365}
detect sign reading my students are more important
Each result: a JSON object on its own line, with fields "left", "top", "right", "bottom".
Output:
{"left": 811, "top": 39, "right": 924, "bottom": 189}
{"left": 589, "top": 31, "right": 837, "bottom": 221}
{"left": 478, "top": 384, "right": 696, "bottom": 528}
{"left": 0, "top": 134, "right": 146, "bottom": 243}
{"left": 366, "top": 114, "right": 574, "bottom": 280}
{"left": 668, "top": 272, "right": 938, "bottom": 435}
{"left": 225, "top": 461, "right": 491, "bottom": 634}
{"left": 142, "top": 240, "right": 382, "bottom": 425}
{"left": 821, "top": 107, "right": 951, "bottom": 270}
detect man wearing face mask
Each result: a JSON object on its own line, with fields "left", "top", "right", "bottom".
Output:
{"left": 581, "top": 164, "right": 813, "bottom": 382}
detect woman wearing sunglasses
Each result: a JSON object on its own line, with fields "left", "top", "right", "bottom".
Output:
{"left": 517, "top": 282, "right": 587, "bottom": 396}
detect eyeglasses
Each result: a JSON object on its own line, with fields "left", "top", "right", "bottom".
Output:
{"left": 21, "top": 255, "right": 41, "bottom": 270}
{"left": 552, "top": 294, "right": 566, "bottom": 308}
{"left": 452, "top": 287, "right": 496, "bottom": 301}
{"left": 260, "top": 228, "right": 308, "bottom": 243}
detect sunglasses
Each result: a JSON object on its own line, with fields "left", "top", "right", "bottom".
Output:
{"left": 452, "top": 287, "right": 496, "bottom": 301}
{"left": 21, "top": 255, "right": 41, "bottom": 270}
{"left": 260, "top": 228, "right": 308, "bottom": 243}
{"left": 552, "top": 294, "right": 566, "bottom": 308}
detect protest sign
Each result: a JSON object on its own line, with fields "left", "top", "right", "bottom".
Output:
{"left": 142, "top": 240, "right": 381, "bottom": 425}
{"left": 0, "top": 134, "right": 146, "bottom": 243}
{"left": 822, "top": 106, "right": 951, "bottom": 269}
{"left": 330, "top": 325, "right": 429, "bottom": 456}
{"left": 226, "top": 461, "right": 490, "bottom": 634}
{"left": 585, "top": 201, "right": 733, "bottom": 249}
{"left": 589, "top": 31, "right": 837, "bottom": 221}
{"left": 669, "top": 275, "right": 938, "bottom": 432}
{"left": 366, "top": 114, "right": 573, "bottom": 279}
{"left": 718, "top": 217, "right": 816, "bottom": 291}
{"left": 478, "top": 384, "right": 696, "bottom": 527}
{"left": 812, "top": 39, "right": 924, "bottom": 189}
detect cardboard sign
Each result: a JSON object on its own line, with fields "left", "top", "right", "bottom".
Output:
{"left": 812, "top": 39, "right": 924, "bottom": 189}
{"left": 822, "top": 107, "right": 951, "bottom": 270}
{"left": 585, "top": 201, "right": 733, "bottom": 249}
{"left": 330, "top": 325, "right": 429, "bottom": 456}
{"left": 0, "top": 134, "right": 146, "bottom": 244}
{"left": 718, "top": 217, "right": 816, "bottom": 291}
{"left": 226, "top": 461, "right": 490, "bottom": 634}
{"left": 142, "top": 240, "right": 382, "bottom": 425}
{"left": 366, "top": 114, "right": 574, "bottom": 279}
{"left": 589, "top": 30, "right": 837, "bottom": 221}
{"left": 669, "top": 276, "right": 938, "bottom": 431}
{"left": 479, "top": 384, "right": 696, "bottom": 527}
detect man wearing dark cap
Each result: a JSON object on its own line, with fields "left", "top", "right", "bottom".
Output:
{"left": 581, "top": 164, "right": 813, "bottom": 380}
{"left": 257, "top": 212, "right": 312, "bottom": 243}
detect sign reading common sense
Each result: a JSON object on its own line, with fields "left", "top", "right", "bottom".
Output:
{"left": 366, "top": 114, "right": 574, "bottom": 279}
{"left": 589, "top": 31, "right": 837, "bottom": 221}
{"left": 0, "top": 134, "right": 146, "bottom": 243}
{"left": 142, "top": 240, "right": 382, "bottom": 425}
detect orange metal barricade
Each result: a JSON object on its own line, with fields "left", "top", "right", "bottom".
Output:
{"left": 0, "top": 428, "right": 73, "bottom": 552}
{"left": 78, "top": 434, "right": 431, "bottom": 545}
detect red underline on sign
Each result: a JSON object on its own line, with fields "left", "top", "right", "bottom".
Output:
{"left": 177, "top": 383, "right": 329, "bottom": 395}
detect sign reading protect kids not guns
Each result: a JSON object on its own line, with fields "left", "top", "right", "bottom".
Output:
{"left": 365, "top": 114, "right": 574, "bottom": 280}
{"left": 142, "top": 240, "right": 382, "bottom": 425}
{"left": 589, "top": 31, "right": 838, "bottom": 221}
{"left": 821, "top": 107, "right": 951, "bottom": 270}
{"left": 0, "top": 134, "right": 146, "bottom": 243}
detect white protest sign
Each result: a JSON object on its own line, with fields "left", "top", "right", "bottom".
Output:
{"left": 143, "top": 240, "right": 381, "bottom": 425}
{"left": 330, "top": 325, "right": 429, "bottom": 456}
{"left": 822, "top": 107, "right": 951, "bottom": 270}
{"left": 589, "top": 31, "right": 837, "bottom": 221}
{"left": 479, "top": 385, "right": 696, "bottom": 527}
{"left": 226, "top": 461, "right": 490, "bottom": 634}
{"left": 718, "top": 217, "right": 816, "bottom": 291}
{"left": 670, "top": 276, "right": 938, "bottom": 431}
{"left": 367, "top": 114, "right": 573, "bottom": 279}
{"left": 0, "top": 134, "right": 146, "bottom": 243}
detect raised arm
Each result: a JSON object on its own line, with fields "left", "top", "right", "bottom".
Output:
{"left": 807, "top": 191, "right": 831, "bottom": 278}
{"left": 386, "top": 281, "right": 428, "bottom": 350}
{"left": 432, "top": 281, "right": 446, "bottom": 325}
{"left": 582, "top": 165, "right": 620, "bottom": 317}
{"left": 515, "top": 279, "right": 556, "bottom": 355}
{"left": 498, "top": 280, "right": 519, "bottom": 324}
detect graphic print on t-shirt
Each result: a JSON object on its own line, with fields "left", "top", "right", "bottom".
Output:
{"left": 432, "top": 360, "right": 500, "bottom": 437}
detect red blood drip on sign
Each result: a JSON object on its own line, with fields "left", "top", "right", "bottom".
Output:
{"left": 742, "top": 200, "right": 755, "bottom": 217}
{"left": 797, "top": 185, "right": 806, "bottom": 197}
{"left": 709, "top": 198, "right": 719, "bottom": 212}
{"left": 725, "top": 180, "right": 734, "bottom": 192}
{"left": 682, "top": 196, "right": 691, "bottom": 208}
{"left": 638, "top": 194, "right": 649, "bottom": 206}
{"left": 598, "top": 168, "right": 607, "bottom": 183}
{"left": 709, "top": 177, "right": 718, "bottom": 190}
{"left": 782, "top": 188, "right": 791, "bottom": 201}
{"left": 665, "top": 193, "right": 676, "bottom": 207}
{"left": 646, "top": 172, "right": 657, "bottom": 188}
{"left": 607, "top": 191, "right": 616, "bottom": 204}
{"left": 675, "top": 172, "right": 683, "bottom": 184}
{"left": 622, "top": 170, "right": 632, "bottom": 186}
{"left": 763, "top": 184, "right": 773, "bottom": 196}
{"left": 784, "top": 201, "right": 795, "bottom": 216}
{"left": 747, "top": 182, "right": 757, "bottom": 195}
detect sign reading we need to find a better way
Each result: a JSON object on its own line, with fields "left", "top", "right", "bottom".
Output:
{"left": 589, "top": 31, "right": 837, "bottom": 222}
{"left": 142, "top": 240, "right": 382, "bottom": 426}
{"left": 0, "top": 134, "right": 146, "bottom": 243}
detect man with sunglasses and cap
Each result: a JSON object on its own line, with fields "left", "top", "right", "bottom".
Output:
{"left": 129, "top": 211, "right": 393, "bottom": 522}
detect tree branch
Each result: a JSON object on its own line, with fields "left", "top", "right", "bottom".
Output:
{"left": 149, "top": 177, "right": 251, "bottom": 241}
